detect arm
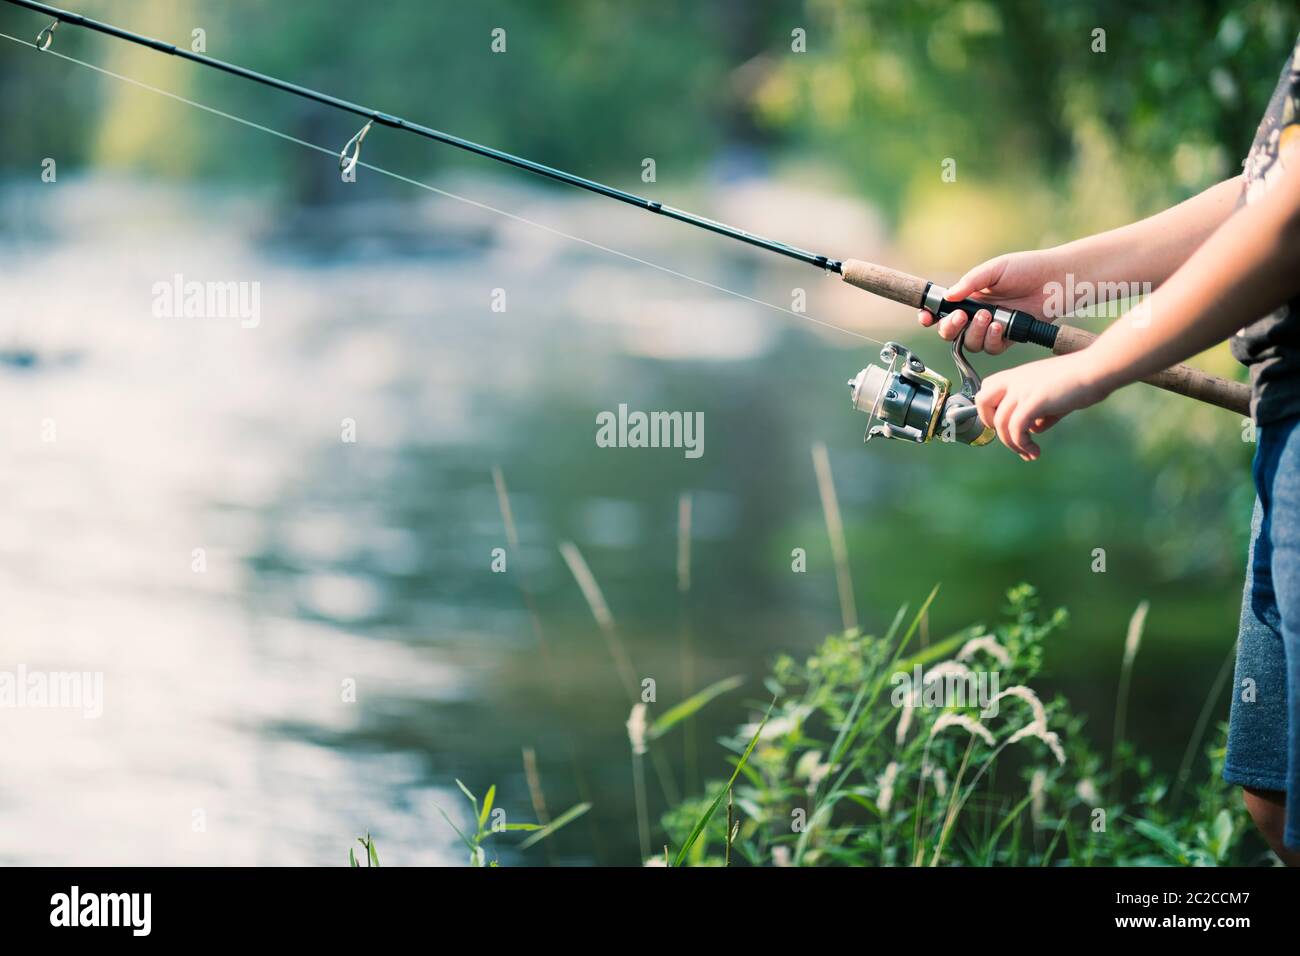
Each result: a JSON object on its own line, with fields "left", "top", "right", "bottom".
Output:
{"left": 1048, "top": 175, "right": 1242, "bottom": 288}
{"left": 977, "top": 160, "right": 1300, "bottom": 459}
{"left": 925, "top": 176, "right": 1242, "bottom": 353}
{"left": 1087, "top": 166, "right": 1300, "bottom": 385}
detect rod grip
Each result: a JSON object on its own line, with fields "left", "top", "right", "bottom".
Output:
{"left": 1051, "top": 324, "right": 1250, "bottom": 417}
{"left": 840, "top": 258, "right": 1250, "bottom": 416}
{"left": 839, "top": 259, "right": 928, "bottom": 306}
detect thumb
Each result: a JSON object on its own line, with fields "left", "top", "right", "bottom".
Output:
{"left": 946, "top": 256, "right": 1008, "bottom": 302}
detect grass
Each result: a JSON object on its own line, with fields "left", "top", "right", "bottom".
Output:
{"left": 660, "top": 585, "right": 1262, "bottom": 866}
{"left": 432, "top": 779, "right": 590, "bottom": 867}
{"left": 350, "top": 583, "right": 1264, "bottom": 866}
{"left": 349, "top": 451, "right": 1265, "bottom": 867}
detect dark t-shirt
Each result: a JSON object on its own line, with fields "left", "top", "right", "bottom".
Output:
{"left": 1229, "top": 33, "right": 1300, "bottom": 424}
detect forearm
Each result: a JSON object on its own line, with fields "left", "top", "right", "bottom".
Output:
{"left": 1083, "top": 166, "right": 1300, "bottom": 391}
{"left": 1048, "top": 176, "right": 1242, "bottom": 288}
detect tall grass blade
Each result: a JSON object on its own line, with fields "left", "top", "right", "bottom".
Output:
{"left": 521, "top": 745, "right": 551, "bottom": 826}
{"left": 811, "top": 441, "right": 857, "bottom": 632}
{"left": 677, "top": 492, "right": 692, "bottom": 595}
{"left": 818, "top": 585, "right": 943, "bottom": 803}
{"left": 1172, "top": 643, "right": 1236, "bottom": 807}
{"left": 558, "top": 540, "right": 639, "bottom": 701}
{"left": 492, "top": 465, "right": 551, "bottom": 659}
{"left": 677, "top": 492, "right": 698, "bottom": 794}
{"left": 434, "top": 802, "right": 476, "bottom": 854}
{"left": 673, "top": 698, "right": 775, "bottom": 866}
{"left": 1110, "top": 600, "right": 1149, "bottom": 804}
{"left": 455, "top": 778, "right": 479, "bottom": 819}
{"left": 518, "top": 801, "right": 592, "bottom": 850}
{"left": 649, "top": 675, "right": 744, "bottom": 739}
{"left": 632, "top": 750, "right": 651, "bottom": 862}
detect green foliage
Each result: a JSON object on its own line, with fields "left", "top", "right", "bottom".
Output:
{"left": 673, "top": 696, "right": 773, "bottom": 866}
{"left": 349, "top": 833, "right": 379, "bottom": 867}
{"left": 432, "top": 778, "right": 589, "bottom": 867}
{"left": 9, "top": 0, "right": 1294, "bottom": 219}
{"left": 661, "top": 585, "right": 1261, "bottom": 866}
{"left": 650, "top": 675, "right": 746, "bottom": 741}
{"left": 766, "top": 0, "right": 1300, "bottom": 217}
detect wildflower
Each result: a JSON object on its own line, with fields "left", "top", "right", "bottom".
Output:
{"left": 1029, "top": 769, "right": 1047, "bottom": 828}
{"left": 772, "top": 846, "right": 792, "bottom": 867}
{"left": 876, "top": 761, "right": 899, "bottom": 812}
{"left": 1076, "top": 778, "right": 1101, "bottom": 807}
{"left": 1007, "top": 719, "right": 1067, "bottom": 766}
{"left": 992, "top": 685, "right": 1047, "bottom": 726}
{"left": 922, "top": 761, "right": 948, "bottom": 798}
{"left": 924, "top": 661, "right": 974, "bottom": 684}
{"left": 807, "top": 761, "right": 831, "bottom": 791}
{"left": 895, "top": 690, "right": 916, "bottom": 746}
{"left": 957, "top": 634, "right": 1011, "bottom": 666}
{"left": 644, "top": 856, "right": 668, "bottom": 867}
{"left": 1124, "top": 601, "right": 1149, "bottom": 667}
{"left": 740, "top": 714, "right": 799, "bottom": 741}
{"left": 929, "top": 712, "right": 995, "bottom": 746}
{"left": 1041, "top": 731, "right": 1066, "bottom": 766}
{"left": 795, "top": 750, "right": 832, "bottom": 795}
{"left": 626, "top": 703, "right": 648, "bottom": 755}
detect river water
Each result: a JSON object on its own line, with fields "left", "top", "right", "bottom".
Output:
{"left": 0, "top": 163, "right": 1251, "bottom": 866}
{"left": 0, "top": 172, "right": 904, "bottom": 864}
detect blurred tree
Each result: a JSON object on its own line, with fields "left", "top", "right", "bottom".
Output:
{"left": 758, "top": 0, "right": 1300, "bottom": 218}
{"left": 3, "top": 0, "right": 1295, "bottom": 219}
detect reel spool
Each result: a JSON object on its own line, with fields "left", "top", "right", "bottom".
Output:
{"left": 848, "top": 328, "right": 995, "bottom": 446}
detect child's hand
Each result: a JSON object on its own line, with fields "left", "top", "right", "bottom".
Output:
{"left": 917, "top": 250, "right": 1060, "bottom": 354}
{"left": 975, "top": 353, "right": 1112, "bottom": 460}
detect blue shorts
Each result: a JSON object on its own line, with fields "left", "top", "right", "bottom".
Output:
{"left": 1225, "top": 414, "right": 1300, "bottom": 850}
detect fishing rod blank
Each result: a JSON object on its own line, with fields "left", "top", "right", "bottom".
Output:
{"left": 4, "top": 0, "right": 839, "bottom": 272}
{"left": 2, "top": 0, "right": 1251, "bottom": 418}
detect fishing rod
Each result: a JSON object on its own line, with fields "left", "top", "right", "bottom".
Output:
{"left": 3, "top": 0, "right": 1251, "bottom": 444}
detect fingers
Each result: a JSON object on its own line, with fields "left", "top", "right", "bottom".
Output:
{"left": 919, "top": 307, "right": 971, "bottom": 343}
{"left": 984, "top": 319, "right": 1008, "bottom": 355}
{"left": 964, "top": 308, "right": 993, "bottom": 352}
{"left": 921, "top": 301, "right": 1013, "bottom": 356}
{"left": 918, "top": 303, "right": 1010, "bottom": 355}
{"left": 1007, "top": 402, "right": 1041, "bottom": 461}
{"left": 993, "top": 394, "right": 1019, "bottom": 455}
{"left": 936, "top": 309, "right": 967, "bottom": 342}
{"left": 992, "top": 396, "right": 1038, "bottom": 461}
{"left": 975, "top": 376, "right": 1006, "bottom": 430}
{"left": 946, "top": 256, "right": 1006, "bottom": 301}
{"left": 977, "top": 375, "right": 1041, "bottom": 461}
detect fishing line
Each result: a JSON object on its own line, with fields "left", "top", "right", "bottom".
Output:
{"left": 0, "top": 28, "right": 884, "bottom": 347}
{"left": 2, "top": 2, "right": 1251, "bottom": 420}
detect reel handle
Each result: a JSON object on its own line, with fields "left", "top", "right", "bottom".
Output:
{"left": 838, "top": 258, "right": 1250, "bottom": 417}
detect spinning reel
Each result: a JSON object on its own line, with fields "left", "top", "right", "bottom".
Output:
{"left": 848, "top": 328, "right": 996, "bottom": 446}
